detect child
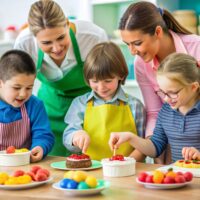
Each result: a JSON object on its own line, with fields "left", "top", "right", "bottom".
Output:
{"left": 63, "top": 42, "right": 146, "bottom": 161}
{"left": 109, "top": 53, "right": 200, "bottom": 162}
{"left": 0, "top": 50, "right": 54, "bottom": 162}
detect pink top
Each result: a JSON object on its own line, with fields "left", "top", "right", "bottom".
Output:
{"left": 134, "top": 30, "right": 200, "bottom": 137}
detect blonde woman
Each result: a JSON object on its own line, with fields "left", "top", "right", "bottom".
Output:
{"left": 14, "top": 0, "right": 108, "bottom": 156}
{"left": 109, "top": 53, "right": 200, "bottom": 162}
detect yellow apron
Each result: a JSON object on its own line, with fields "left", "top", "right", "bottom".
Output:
{"left": 83, "top": 99, "right": 138, "bottom": 160}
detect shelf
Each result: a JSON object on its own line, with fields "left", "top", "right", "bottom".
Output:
{"left": 92, "top": 0, "right": 132, "bottom": 5}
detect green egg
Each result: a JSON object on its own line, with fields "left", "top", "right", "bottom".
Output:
{"left": 77, "top": 181, "right": 90, "bottom": 190}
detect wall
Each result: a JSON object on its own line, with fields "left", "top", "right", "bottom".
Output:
{"left": 0, "top": 0, "right": 91, "bottom": 32}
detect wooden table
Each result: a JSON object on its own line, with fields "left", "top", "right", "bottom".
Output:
{"left": 0, "top": 156, "right": 199, "bottom": 200}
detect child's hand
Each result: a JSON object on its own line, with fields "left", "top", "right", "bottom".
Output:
{"left": 30, "top": 146, "right": 43, "bottom": 162}
{"left": 72, "top": 130, "right": 90, "bottom": 153}
{"left": 182, "top": 147, "right": 200, "bottom": 160}
{"left": 109, "top": 132, "right": 134, "bottom": 151}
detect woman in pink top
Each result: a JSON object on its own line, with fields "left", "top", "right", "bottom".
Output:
{"left": 119, "top": 1, "right": 200, "bottom": 163}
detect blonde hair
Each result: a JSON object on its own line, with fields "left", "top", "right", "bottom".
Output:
{"left": 28, "top": 0, "right": 67, "bottom": 36}
{"left": 84, "top": 42, "right": 128, "bottom": 85}
{"left": 157, "top": 53, "right": 200, "bottom": 86}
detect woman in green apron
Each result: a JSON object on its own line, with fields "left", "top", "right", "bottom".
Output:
{"left": 63, "top": 42, "right": 146, "bottom": 161}
{"left": 14, "top": 0, "right": 108, "bottom": 156}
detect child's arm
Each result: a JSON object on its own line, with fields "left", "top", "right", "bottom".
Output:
{"left": 72, "top": 130, "right": 90, "bottom": 153}
{"left": 30, "top": 146, "right": 43, "bottom": 162}
{"left": 63, "top": 94, "right": 89, "bottom": 153}
{"left": 129, "top": 149, "right": 146, "bottom": 162}
{"left": 182, "top": 147, "right": 200, "bottom": 160}
{"left": 109, "top": 132, "right": 157, "bottom": 157}
{"left": 28, "top": 97, "right": 55, "bottom": 160}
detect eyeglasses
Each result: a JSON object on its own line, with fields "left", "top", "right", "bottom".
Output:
{"left": 156, "top": 87, "right": 184, "bottom": 99}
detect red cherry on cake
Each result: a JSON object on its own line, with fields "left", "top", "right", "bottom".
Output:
{"left": 110, "top": 154, "right": 125, "bottom": 161}
{"left": 68, "top": 154, "right": 90, "bottom": 160}
{"left": 6, "top": 146, "right": 16, "bottom": 154}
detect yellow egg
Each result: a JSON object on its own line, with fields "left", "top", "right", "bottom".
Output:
{"left": 85, "top": 176, "right": 97, "bottom": 188}
{"left": 73, "top": 171, "right": 87, "bottom": 182}
{"left": 17, "top": 175, "right": 32, "bottom": 184}
{"left": 0, "top": 172, "right": 9, "bottom": 184}
{"left": 20, "top": 148, "right": 29, "bottom": 152}
{"left": 4, "top": 177, "right": 19, "bottom": 185}
{"left": 63, "top": 171, "right": 75, "bottom": 179}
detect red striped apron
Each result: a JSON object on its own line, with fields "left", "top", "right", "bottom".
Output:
{"left": 0, "top": 104, "right": 31, "bottom": 151}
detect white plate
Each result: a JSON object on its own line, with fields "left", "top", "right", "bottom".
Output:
{"left": 157, "top": 164, "right": 200, "bottom": 177}
{"left": 52, "top": 179, "right": 109, "bottom": 196}
{"left": 0, "top": 177, "right": 53, "bottom": 190}
{"left": 50, "top": 160, "right": 102, "bottom": 171}
{"left": 136, "top": 178, "right": 191, "bottom": 189}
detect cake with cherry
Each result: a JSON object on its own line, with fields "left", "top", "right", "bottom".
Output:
{"left": 101, "top": 155, "right": 136, "bottom": 177}
{"left": 174, "top": 159, "right": 200, "bottom": 168}
{"left": 66, "top": 154, "right": 92, "bottom": 168}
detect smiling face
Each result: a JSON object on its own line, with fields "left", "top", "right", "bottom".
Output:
{"left": 0, "top": 74, "right": 35, "bottom": 108}
{"left": 36, "top": 26, "right": 70, "bottom": 65}
{"left": 157, "top": 74, "right": 199, "bottom": 114}
{"left": 89, "top": 77, "right": 121, "bottom": 101}
{"left": 120, "top": 29, "right": 160, "bottom": 62}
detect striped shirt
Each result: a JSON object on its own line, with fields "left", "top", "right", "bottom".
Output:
{"left": 63, "top": 86, "right": 146, "bottom": 152}
{"left": 150, "top": 101, "right": 200, "bottom": 162}
{"left": 0, "top": 95, "right": 55, "bottom": 157}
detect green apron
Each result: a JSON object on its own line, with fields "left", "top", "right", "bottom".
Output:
{"left": 36, "top": 28, "right": 90, "bottom": 156}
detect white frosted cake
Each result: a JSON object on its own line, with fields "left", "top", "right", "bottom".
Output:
{"left": 101, "top": 155, "right": 136, "bottom": 177}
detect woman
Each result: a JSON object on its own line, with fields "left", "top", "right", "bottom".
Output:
{"left": 119, "top": 1, "right": 200, "bottom": 163}
{"left": 14, "top": 0, "right": 108, "bottom": 156}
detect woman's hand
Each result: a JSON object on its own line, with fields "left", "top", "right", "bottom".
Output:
{"left": 31, "top": 146, "right": 43, "bottom": 162}
{"left": 108, "top": 132, "right": 134, "bottom": 151}
{"left": 72, "top": 130, "right": 90, "bottom": 153}
{"left": 182, "top": 147, "right": 200, "bottom": 160}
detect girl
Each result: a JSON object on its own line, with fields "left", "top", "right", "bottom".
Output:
{"left": 109, "top": 53, "right": 200, "bottom": 162}
{"left": 63, "top": 42, "right": 146, "bottom": 161}
{"left": 14, "top": 0, "right": 107, "bottom": 156}
{"left": 119, "top": 1, "right": 200, "bottom": 163}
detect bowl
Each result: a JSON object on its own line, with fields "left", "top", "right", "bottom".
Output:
{"left": 0, "top": 150, "right": 31, "bottom": 166}
{"left": 101, "top": 157, "right": 136, "bottom": 177}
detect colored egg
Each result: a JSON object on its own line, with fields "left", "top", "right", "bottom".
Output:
{"left": 60, "top": 178, "right": 71, "bottom": 188}
{"left": 85, "top": 176, "right": 97, "bottom": 188}
{"left": 73, "top": 171, "right": 87, "bottom": 182}
{"left": 66, "top": 180, "right": 78, "bottom": 189}
{"left": 77, "top": 181, "right": 90, "bottom": 190}
{"left": 63, "top": 171, "right": 75, "bottom": 179}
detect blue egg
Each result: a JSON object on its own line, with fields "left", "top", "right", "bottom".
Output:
{"left": 59, "top": 178, "right": 71, "bottom": 188}
{"left": 78, "top": 182, "right": 90, "bottom": 190}
{"left": 66, "top": 180, "right": 78, "bottom": 189}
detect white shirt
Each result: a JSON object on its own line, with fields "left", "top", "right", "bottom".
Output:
{"left": 14, "top": 20, "right": 108, "bottom": 94}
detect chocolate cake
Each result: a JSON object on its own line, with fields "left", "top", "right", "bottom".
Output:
{"left": 66, "top": 154, "right": 92, "bottom": 168}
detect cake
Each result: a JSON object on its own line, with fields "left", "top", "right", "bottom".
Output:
{"left": 101, "top": 155, "right": 136, "bottom": 177}
{"left": 66, "top": 154, "right": 92, "bottom": 168}
{"left": 174, "top": 159, "right": 200, "bottom": 168}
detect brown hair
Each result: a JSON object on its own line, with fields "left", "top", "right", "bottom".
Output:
{"left": 119, "top": 1, "right": 191, "bottom": 35}
{"left": 28, "top": 0, "right": 66, "bottom": 36}
{"left": 157, "top": 53, "right": 200, "bottom": 85}
{"left": 84, "top": 42, "right": 128, "bottom": 85}
{"left": 0, "top": 50, "right": 36, "bottom": 82}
